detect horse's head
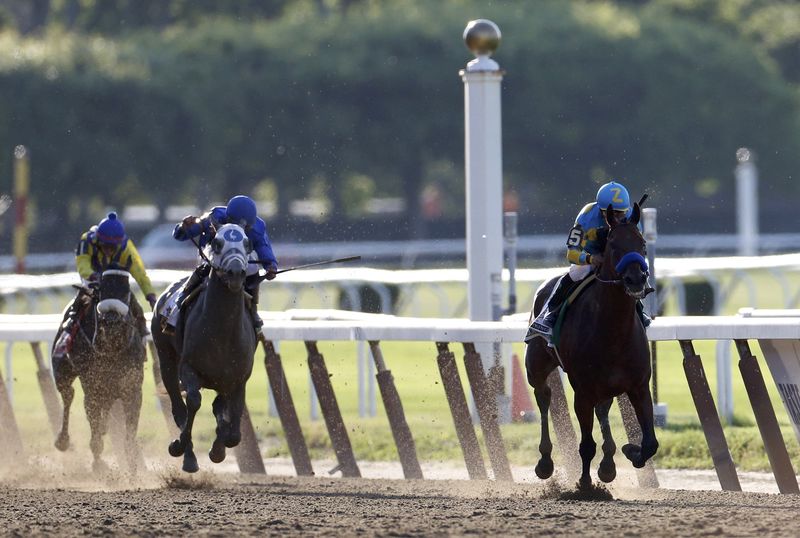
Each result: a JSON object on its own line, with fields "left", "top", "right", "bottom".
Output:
{"left": 94, "top": 268, "right": 135, "bottom": 349}
{"left": 96, "top": 269, "right": 132, "bottom": 323}
{"left": 207, "top": 223, "right": 252, "bottom": 292}
{"left": 602, "top": 202, "right": 650, "bottom": 300}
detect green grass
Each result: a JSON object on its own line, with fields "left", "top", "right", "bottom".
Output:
{"left": 2, "top": 267, "right": 800, "bottom": 473}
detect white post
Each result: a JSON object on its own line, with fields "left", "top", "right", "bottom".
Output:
{"left": 716, "top": 340, "right": 734, "bottom": 423}
{"left": 735, "top": 147, "right": 759, "bottom": 256}
{"left": 462, "top": 19, "right": 504, "bottom": 374}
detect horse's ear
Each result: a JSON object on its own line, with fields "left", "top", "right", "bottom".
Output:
{"left": 630, "top": 203, "right": 641, "bottom": 225}
{"left": 604, "top": 203, "right": 616, "bottom": 227}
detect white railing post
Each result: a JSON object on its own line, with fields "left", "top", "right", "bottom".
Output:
{"left": 735, "top": 147, "right": 759, "bottom": 257}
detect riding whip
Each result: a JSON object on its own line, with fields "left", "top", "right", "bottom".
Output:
{"left": 250, "top": 255, "right": 362, "bottom": 273}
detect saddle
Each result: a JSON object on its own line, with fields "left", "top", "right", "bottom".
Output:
{"left": 551, "top": 274, "right": 597, "bottom": 349}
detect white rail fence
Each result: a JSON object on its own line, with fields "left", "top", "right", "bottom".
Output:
{"left": 4, "top": 253, "right": 800, "bottom": 319}
{"left": 1, "top": 312, "right": 800, "bottom": 492}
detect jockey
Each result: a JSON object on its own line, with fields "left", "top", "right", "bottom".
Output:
{"left": 527, "top": 180, "right": 650, "bottom": 342}
{"left": 163, "top": 194, "right": 278, "bottom": 337}
{"left": 53, "top": 212, "right": 156, "bottom": 358}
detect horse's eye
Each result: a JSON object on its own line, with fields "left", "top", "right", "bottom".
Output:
{"left": 212, "top": 237, "right": 224, "bottom": 253}
{"left": 243, "top": 238, "right": 251, "bottom": 252}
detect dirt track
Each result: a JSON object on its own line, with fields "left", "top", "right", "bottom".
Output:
{"left": 2, "top": 469, "right": 800, "bottom": 537}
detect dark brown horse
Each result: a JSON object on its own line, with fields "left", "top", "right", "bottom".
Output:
{"left": 52, "top": 269, "right": 146, "bottom": 473}
{"left": 525, "top": 202, "right": 657, "bottom": 487}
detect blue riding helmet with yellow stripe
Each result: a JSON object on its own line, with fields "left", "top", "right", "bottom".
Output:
{"left": 596, "top": 181, "right": 630, "bottom": 212}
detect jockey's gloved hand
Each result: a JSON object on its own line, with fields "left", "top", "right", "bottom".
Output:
{"left": 89, "top": 272, "right": 101, "bottom": 282}
{"left": 590, "top": 254, "right": 604, "bottom": 269}
{"left": 265, "top": 266, "right": 278, "bottom": 281}
{"left": 146, "top": 293, "right": 157, "bottom": 309}
{"left": 181, "top": 215, "right": 197, "bottom": 230}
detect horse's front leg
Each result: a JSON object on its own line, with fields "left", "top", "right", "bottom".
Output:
{"left": 84, "top": 394, "right": 108, "bottom": 473}
{"left": 595, "top": 398, "right": 616, "bottom": 483}
{"left": 209, "top": 393, "right": 229, "bottom": 464}
{"left": 170, "top": 363, "right": 201, "bottom": 473}
{"left": 622, "top": 385, "right": 659, "bottom": 468}
{"left": 53, "top": 356, "right": 76, "bottom": 452}
{"left": 525, "top": 342, "right": 557, "bottom": 479}
{"left": 574, "top": 392, "right": 596, "bottom": 488}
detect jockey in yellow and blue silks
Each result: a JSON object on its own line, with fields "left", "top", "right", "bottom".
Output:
{"left": 527, "top": 181, "right": 649, "bottom": 342}
{"left": 54, "top": 212, "right": 156, "bottom": 359}
{"left": 162, "top": 195, "right": 278, "bottom": 336}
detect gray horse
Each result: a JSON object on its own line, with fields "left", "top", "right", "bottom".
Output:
{"left": 52, "top": 269, "right": 146, "bottom": 473}
{"left": 151, "top": 223, "right": 257, "bottom": 473}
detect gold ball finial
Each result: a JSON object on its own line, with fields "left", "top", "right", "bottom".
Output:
{"left": 463, "top": 19, "right": 501, "bottom": 57}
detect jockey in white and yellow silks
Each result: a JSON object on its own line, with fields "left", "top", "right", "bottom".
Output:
{"left": 527, "top": 181, "right": 649, "bottom": 343}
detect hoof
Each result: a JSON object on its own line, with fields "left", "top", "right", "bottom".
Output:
{"left": 224, "top": 432, "right": 241, "bottom": 449}
{"left": 182, "top": 453, "right": 199, "bottom": 474}
{"left": 54, "top": 432, "right": 70, "bottom": 452}
{"left": 168, "top": 439, "right": 185, "bottom": 458}
{"left": 597, "top": 460, "right": 617, "bottom": 483}
{"left": 92, "top": 459, "right": 109, "bottom": 474}
{"left": 209, "top": 440, "right": 227, "bottom": 464}
{"left": 622, "top": 443, "right": 643, "bottom": 467}
{"left": 578, "top": 475, "right": 593, "bottom": 490}
{"left": 535, "top": 457, "right": 554, "bottom": 480}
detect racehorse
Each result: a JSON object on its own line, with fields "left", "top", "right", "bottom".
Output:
{"left": 52, "top": 269, "right": 146, "bottom": 473}
{"left": 151, "top": 223, "right": 257, "bottom": 473}
{"left": 525, "top": 202, "right": 657, "bottom": 487}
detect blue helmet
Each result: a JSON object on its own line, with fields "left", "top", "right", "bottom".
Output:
{"left": 596, "top": 181, "right": 630, "bottom": 212}
{"left": 226, "top": 195, "right": 257, "bottom": 228}
{"left": 96, "top": 212, "right": 127, "bottom": 245}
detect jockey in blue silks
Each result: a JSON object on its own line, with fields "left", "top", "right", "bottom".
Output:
{"left": 162, "top": 195, "right": 278, "bottom": 337}
{"left": 527, "top": 180, "right": 650, "bottom": 343}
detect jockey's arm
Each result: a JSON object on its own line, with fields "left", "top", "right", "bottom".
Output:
{"left": 172, "top": 208, "right": 221, "bottom": 247}
{"left": 565, "top": 203, "right": 595, "bottom": 265}
{"left": 251, "top": 218, "right": 278, "bottom": 272}
{"left": 75, "top": 232, "right": 95, "bottom": 281}
{"left": 122, "top": 241, "right": 155, "bottom": 297}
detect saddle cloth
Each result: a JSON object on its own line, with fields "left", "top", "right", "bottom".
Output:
{"left": 551, "top": 274, "right": 597, "bottom": 349}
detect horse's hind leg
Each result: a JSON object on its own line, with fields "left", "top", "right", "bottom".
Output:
{"left": 170, "top": 362, "right": 201, "bottom": 473}
{"left": 525, "top": 341, "right": 557, "bottom": 479}
{"left": 53, "top": 358, "right": 76, "bottom": 452}
{"left": 621, "top": 386, "right": 659, "bottom": 468}
{"left": 574, "top": 392, "right": 596, "bottom": 488}
{"left": 158, "top": 348, "right": 187, "bottom": 430}
{"left": 595, "top": 399, "right": 616, "bottom": 483}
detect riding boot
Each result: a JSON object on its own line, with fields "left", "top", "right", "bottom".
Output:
{"left": 53, "top": 294, "right": 82, "bottom": 359}
{"left": 636, "top": 300, "right": 652, "bottom": 328}
{"left": 245, "top": 278, "right": 264, "bottom": 341}
{"left": 527, "top": 273, "right": 575, "bottom": 341}
{"left": 164, "top": 264, "right": 209, "bottom": 335}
